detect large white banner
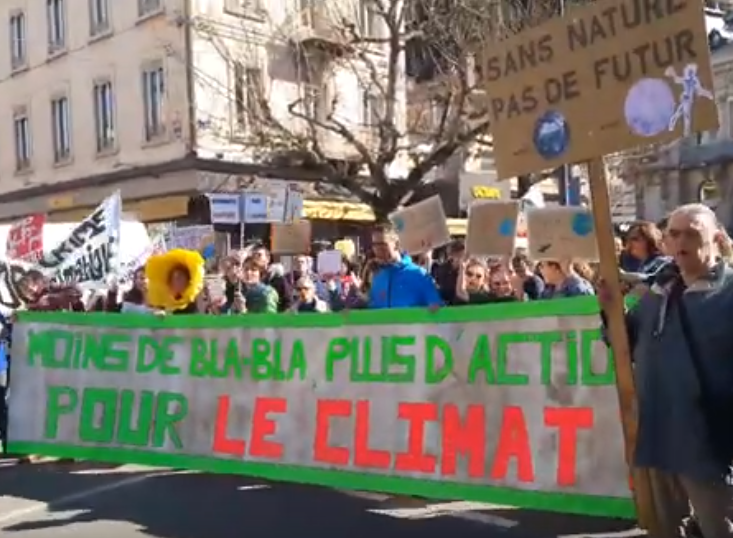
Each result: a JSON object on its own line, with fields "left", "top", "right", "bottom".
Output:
{"left": 36, "top": 192, "right": 121, "bottom": 288}
{"left": 9, "top": 307, "right": 631, "bottom": 508}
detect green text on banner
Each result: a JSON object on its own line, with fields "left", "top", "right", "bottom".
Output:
{"left": 8, "top": 299, "right": 633, "bottom": 519}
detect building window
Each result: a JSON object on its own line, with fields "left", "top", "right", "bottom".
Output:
{"left": 89, "top": 0, "right": 110, "bottom": 36}
{"left": 47, "top": 0, "right": 66, "bottom": 54}
{"left": 94, "top": 80, "right": 116, "bottom": 152}
{"left": 233, "top": 62, "right": 245, "bottom": 130}
{"left": 299, "top": 0, "right": 315, "bottom": 26}
{"left": 362, "top": 91, "right": 383, "bottom": 126}
{"left": 302, "top": 84, "right": 319, "bottom": 119}
{"left": 726, "top": 99, "right": 733, "bottom": 139}
{"left": 138, "top": 0, "right": 161, "bottom": 17}
{"left": 224, "top": 0, "right": 263, "bottom": 15}
{"left": 245, "top": 67, "right": 264, "bottom": 124}
{"left": 142, "top": 64, "right": 166, "bottom": 141}
{"left": 51, "top": 96, "right": 72, "bottom": 162}
{"left": 358, "top": 0, "right": 378, "bottom": 37}
{"left": 9, "top": 12, "right": 26, "bottom": 70}
{"left": 13, "top": 109, "right": 32, "bottom": 171}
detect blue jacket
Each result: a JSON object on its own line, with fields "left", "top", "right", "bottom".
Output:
{"left": 368, "top": 256, "right": 442, "bottom": 309}
{"left": 619, "top": 261, "right": 733, "bottom": 480}
{"left": 0, "top": 316, "right": 10, "bottom": 374}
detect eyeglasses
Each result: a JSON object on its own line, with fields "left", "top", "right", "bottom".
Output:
{"left": 465, "top": 271, "right": 483, "bottom": 279}
{"left": 492, "top": 280, "right": 511, "bottom": 287}
{"left": 296, "top": 287, "right": 311, "bottom": 292}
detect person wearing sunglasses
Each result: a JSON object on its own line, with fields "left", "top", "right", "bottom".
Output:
{"left": 290, "top": 276, "right": 329, "bottom": 313}
{"left": 455, "top": 259, "right": 520, "bottom": 305}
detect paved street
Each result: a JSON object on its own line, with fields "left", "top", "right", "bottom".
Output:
{"left": 0, "top": 458, "right": 641, "bottom": 538}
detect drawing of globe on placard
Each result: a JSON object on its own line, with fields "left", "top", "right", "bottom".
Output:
{"left": 533, "top": 111, "right": 570, "bottom": 160}
{"left": 624, "top": 78, "right": 676, "bottom": 137}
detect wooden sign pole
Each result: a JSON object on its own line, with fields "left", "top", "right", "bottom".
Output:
{"left": 586, "top": 158, "right": 663, "bottom": 536}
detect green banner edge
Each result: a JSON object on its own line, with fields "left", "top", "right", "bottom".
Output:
{"left": 17, "top": 296, "right": 605, "bottom": 329}
{"left": 9, "top": 442, "right": 635, "bottom": 519}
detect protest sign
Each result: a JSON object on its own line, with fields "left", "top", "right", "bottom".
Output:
{"left": 9, "top": 299, "right": 632, "bottom": 519}
{"left": 483, "top": 0, "right": 717, "bottom": 179}
{"left": 271, "top": 222, "right": 311, "bottom": 254}
{"left": 317, "top": 250, "right": 342, "bottom": 275}
{"left": 207, "top": 194, "right": 242, "bottom": 225}
{"left": 168, "top": 226, "right": 215, "bottom": 252}
{"left": 466, "top": 201, "right": 519, "bottom": 257}
{"left": 526, "top": 207, "right": 598, "bottom": 260}
{"left": 118, "top": 233, "right": 167, "bottom": 284}
{"left": 389, "top": 196, "right": 451, "bottom": 255}
{"left": 7, "top": 214, "right": 45, "bottom": 262}
{"left": 36, "top": 192, "right": 121, "bottom": 288}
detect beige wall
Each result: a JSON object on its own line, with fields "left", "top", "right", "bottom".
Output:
{"left": 190, "top": 0, "right": 408, "bottom": 163}
{"left": 0, "top": 0, "right": 190, "bottom": 196}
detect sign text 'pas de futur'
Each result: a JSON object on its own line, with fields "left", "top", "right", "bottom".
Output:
{"left": 482, "top": 0, "right": 718, "bottom": 179}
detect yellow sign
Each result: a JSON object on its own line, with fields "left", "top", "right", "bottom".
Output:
{"left": 470, "top": 186, "right": 501, "bottom": 199}
{"left": 48, "top": 195, "right": 75, "bottom": 210}
{"left": 483, "top": 0, "right": 717, "bottom": 179}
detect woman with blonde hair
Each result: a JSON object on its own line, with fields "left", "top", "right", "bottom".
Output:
{"left": 539, "top": 259, "right": 595, "bottom": 299}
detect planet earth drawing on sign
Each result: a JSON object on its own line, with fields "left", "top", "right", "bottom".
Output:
{"left": 392, "top": 216, "right": 405, "bottom": 232}
{"left": 498, "top": 217, "right": 515, "bottom": 236}
{"left": 624, "top": 78, "right": 676, "bottom": 137}
{"left": 571, "top": 213, "right": 593, "bottom": 236}
{"left": 533, "top": 111, "right": 570, "bottom": 160}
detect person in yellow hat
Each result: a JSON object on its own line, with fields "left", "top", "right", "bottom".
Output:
{"left": 145, "top": 249, "right": 205, "bottom": 314}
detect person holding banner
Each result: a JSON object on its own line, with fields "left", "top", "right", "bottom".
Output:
{"left": 250, "top": 245, "right": 292, "bottom": 312}
{"left": 368, "top": 225, "right": 442, "bottom": 309}
{"left": 600, "top": 204, "right": 733, "bottom": 538}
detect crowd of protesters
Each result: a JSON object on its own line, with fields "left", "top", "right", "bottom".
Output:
{"left": 2, "top": 205, "right": 733, "bottom": 537}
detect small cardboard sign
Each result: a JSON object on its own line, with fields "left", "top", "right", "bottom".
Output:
{"left": 526, "top": 207, "right": 598, "bottom": 261}
{"left": 466, "top": 200, "right": 520, "bottom": 257}
{"left": 271, "top": 221, "right": 311, "bottom": 254}
{"left": 388, "top": 196, "right": 450, "bottom": 255}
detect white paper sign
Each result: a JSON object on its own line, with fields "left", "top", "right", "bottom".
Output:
{"left": 36, "top": 192, "right": 122, "bottom": 289}
{"left": 317, "top": 250, "right": 342, "bottom": 275}
{"left": 208, "top": 193, "right": 241, "bottom": 224}
{"left": 243, "top": 193, "right": 269, "bottom": 223}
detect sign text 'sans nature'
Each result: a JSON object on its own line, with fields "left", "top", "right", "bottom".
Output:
{"left": 482, "top": 0, "right": 717, "bottom": 179}
{"left": 14, "top": 319, "right": 628, "bottom": 499}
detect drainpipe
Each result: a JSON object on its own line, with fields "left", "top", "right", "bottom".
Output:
{"left": 182, "top": 0, "right": 197, "bottom": 157}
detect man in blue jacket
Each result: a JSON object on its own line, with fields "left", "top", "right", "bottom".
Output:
{"left": 368, "top": 225, "right": 442, "bottom": 309}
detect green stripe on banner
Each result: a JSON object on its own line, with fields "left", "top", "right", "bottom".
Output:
{"left": 9, "top": 442, "right": 635, "bottom": 519}
{"left": 18, "top": 296, "right": 605, "bottom": 329}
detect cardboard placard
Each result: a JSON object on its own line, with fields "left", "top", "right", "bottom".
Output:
{"left": 466, "top": 200, "right": 520, "bottom": 257}
{"left": 526, "top": 207, "right": 598, "bottom": 261}
{"left": 388, "top": 196, "right": 450, "bottom": 255}
{"left": 271, "top": 221, "right": 311, "bottom": 254}
{"left": 482, "top": 0, "right": 717, "bottom": 179}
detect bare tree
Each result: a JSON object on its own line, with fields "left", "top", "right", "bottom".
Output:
{"left": 191, "top": 0, "right": 560, "bottom": 221}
